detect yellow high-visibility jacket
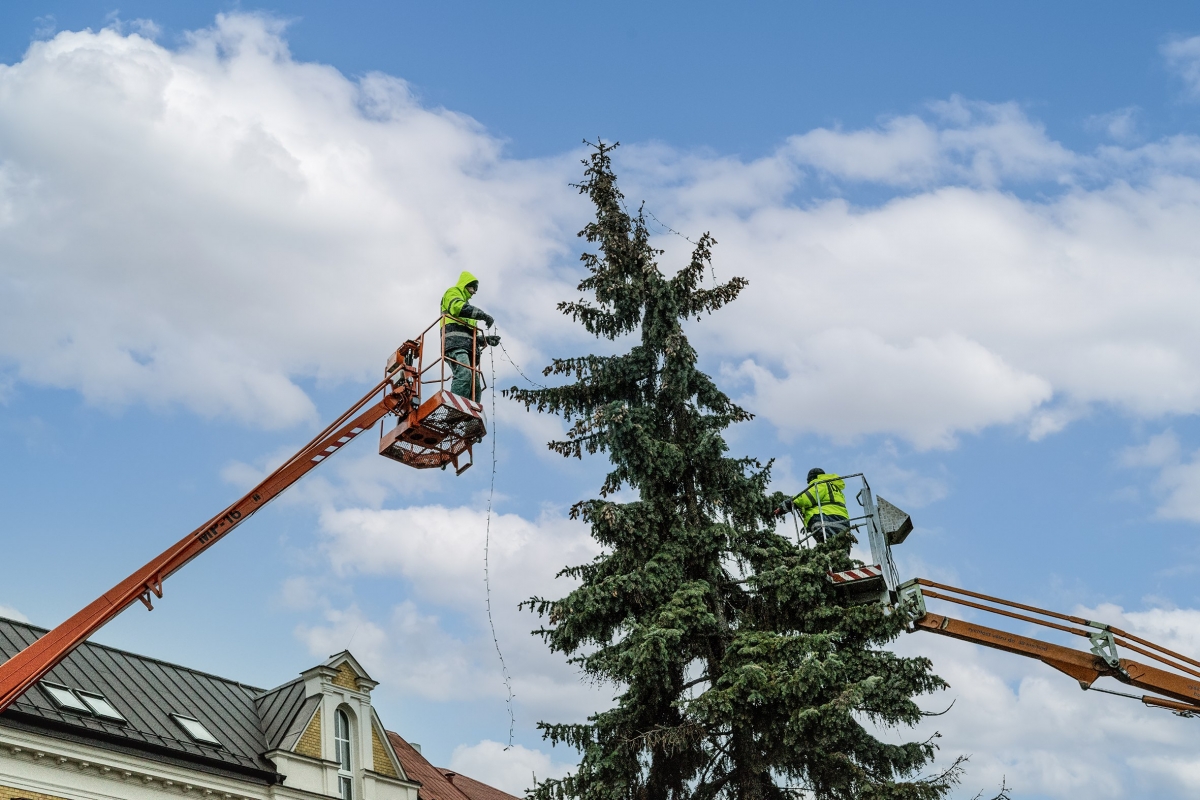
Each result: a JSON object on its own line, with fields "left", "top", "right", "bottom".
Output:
{"left": 441, "top": 270, "right": 480, "bottom": 332}
{"left": 792, "top": 473, "right": 848, "bottom": 524}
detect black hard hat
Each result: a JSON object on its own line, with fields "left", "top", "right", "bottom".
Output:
{"left": 807, "top": 468, "right": 824, "bottom": 482}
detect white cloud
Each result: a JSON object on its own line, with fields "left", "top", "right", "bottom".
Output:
{"left": 1119, "top": 431, "right": 1200, "bottom": 522}
{"left": 1163, "top": 36, "right": 1200, "bottom": 99}
{"left": 449, "top": 740, "right": 575, "bottom": 797}
{"left": 1086, "top": 106, "right": 1140, "bottom": 144}
{"left": 858, "top": 455, "right": 948, "bottom": 510}
{"left": 630, "top": 142, "right": 1200, "bottom": 447}
{"left": 885, "top": 611, "right": 1200, "bottom": 799}
{"left": 297, "top": 504, "right": 609, "bottom": 718}
{"left": 296, "top": 602, "right": 485, "bottom": 701}
{"left": 731, "top": 329, "right": 1051, "bottom": 449}
{"left": 785, "top": 96, "right": 1076, "bottom": 187}
{"left": 278, "top": 576, "right": 323, "bottom": 611}
{"left": 10, "top": 16, "right": 1200, "bottom": 453}
{"left": 0, "top": 14, "right": 580, "bottom": 428}
{"left": 318, "top": 504, "right": 597, "bottom": 607}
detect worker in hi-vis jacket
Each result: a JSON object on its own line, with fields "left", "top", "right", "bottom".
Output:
{"left": 440, "top": 271, "right": 500, "bottom": 400}
{"left": 776, "top": 468, "right": 851, "bottom": 543}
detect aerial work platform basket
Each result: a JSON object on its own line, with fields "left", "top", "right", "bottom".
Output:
{"left": 379, "top": 315, "right": 488, "bottom": 474}
{"left": 782, "top": 473, "right": 912, "bottom": 606}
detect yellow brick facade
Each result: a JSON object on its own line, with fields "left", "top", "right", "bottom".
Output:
{"left": 371, "top": 726, "right": 399, "bottom": 778}
{"left": 331, "top": 663, "right": 360, "bottom": 691}
{"left": 294, "top": 706, "right": 323, "bottom": 759}
{"left": 0, "top": 784, "right": 70, "bottom": 800}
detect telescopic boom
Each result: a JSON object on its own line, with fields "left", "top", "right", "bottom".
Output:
{"left": 0, "top": 320, "right": 489, "bottom": 714}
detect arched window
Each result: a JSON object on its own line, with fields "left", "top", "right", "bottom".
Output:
{"left": 335, "top": 708, "right": 353, "bottom": 799}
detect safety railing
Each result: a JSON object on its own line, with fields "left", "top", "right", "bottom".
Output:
{"left": 378, "top": 315, "right": 489, "bottom": 474}
{"left": 412, "top": 314, "right": 488, "bottom": 405}
{"left": 785, "top": 472, "right": 902, "bottom": 593}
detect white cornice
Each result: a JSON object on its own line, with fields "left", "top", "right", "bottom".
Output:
{"left": 0, "top": 726, "right": 268, "bottom": 799}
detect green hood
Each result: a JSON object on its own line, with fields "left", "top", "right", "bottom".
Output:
{"left": 441, "top": 271, "right": 482, "bottom": 328}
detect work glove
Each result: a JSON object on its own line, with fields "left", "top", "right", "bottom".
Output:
{"left": 485, "top": 334, "right": 501, "bottom": 346}
{"left": 480, "top": 313, "right": 495, "bottom": 328}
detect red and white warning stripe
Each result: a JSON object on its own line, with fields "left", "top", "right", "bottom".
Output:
{"left": 311, "top": 426, "right": 366, "bottom": 462}
{"left": 827, "top": 565, "right": 883, "bottom": 584}
{"left": 437, "top": 390, "right": 483, "bottom": 418}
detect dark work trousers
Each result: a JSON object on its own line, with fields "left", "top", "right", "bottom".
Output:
{"left": 446, "top": 344, "right": 481, "bottom": 401}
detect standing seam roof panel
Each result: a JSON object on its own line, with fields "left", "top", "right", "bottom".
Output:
{"left": 0, "top": 618, "right": 278, "bottom": 776}
{"left": 145, "top": 657, "right": 266, "bottom": 765}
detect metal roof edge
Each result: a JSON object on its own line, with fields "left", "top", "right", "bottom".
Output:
{"left": 252, "top": 676, "right": 302, "bottom": 701}
{"left": 0, "top": 712, "right": 282, "bottom": 784}
{"left": 0, "top": 617, "right": 267, "bottom": 696}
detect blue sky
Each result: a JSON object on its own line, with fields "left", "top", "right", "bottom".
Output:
{"left": 5, "top": 4, "right": 1200, "bottom": 798}
{"left": 8, "top": 2, "right": 1200, "bottom": 158}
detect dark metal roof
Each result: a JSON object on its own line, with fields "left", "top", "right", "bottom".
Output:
{"left": 255, "top": 677, "right": 320, "bottom": 752}
{"left": 0, "top": 617, "right": 295, "bottom": 782}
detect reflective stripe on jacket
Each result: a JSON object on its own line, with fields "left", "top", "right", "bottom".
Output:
{"left": 792, "top": 473, "right": 849, "bottom": 524}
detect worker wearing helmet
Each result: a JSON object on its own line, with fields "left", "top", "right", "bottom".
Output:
{"left": 440, "top": 271, "right": 499, "bottom": 401}
{"left": 778, "top": 468, "right": 850, "bottom": 544}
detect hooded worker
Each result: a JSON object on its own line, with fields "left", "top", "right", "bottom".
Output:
{"left": 777, "top": 468, "right": 850, "bottom": 544}
{"left": 440, "top": 271, "right": 500, "bottom": 400}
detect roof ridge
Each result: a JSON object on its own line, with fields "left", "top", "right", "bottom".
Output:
{"left": 0, "top": 616, "right": 266, "bottom": 695}
{"left": 252, "top": 676, "right": 302, "bottom": 701}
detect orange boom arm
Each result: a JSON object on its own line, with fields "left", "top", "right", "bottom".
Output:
{"left": 903, "top": 579, "right": 1200, "bottom": 716}
{"left": 0, "top": 318, "right": 489, "bottom": 714}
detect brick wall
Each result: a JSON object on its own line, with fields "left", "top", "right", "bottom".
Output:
{"left": 331, "top": 664, "right": 359, "bottom": 691}
{"left": 371, "top": 727, "right": 399, "bottom": 778}
{"left": 295, "top": 707, "right": 323, "bottom": 759}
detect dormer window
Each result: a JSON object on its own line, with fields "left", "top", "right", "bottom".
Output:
{"left": 335, "top": 708, "right": 353, "bottom": 799}
{"left": 78, "top": 691, "right": 125, "bottom": 722}
{"left": 172, "top": 714, "right": 221, "bottom": 746}
{"left": 39, "top": 683, "right": 125, "bottom": 723}
{"left": 40, "top": 683, "right": 91, "bottom": 714}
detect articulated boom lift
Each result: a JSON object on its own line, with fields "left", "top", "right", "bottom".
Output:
{"left": 812, "top": 474, "right": 1200, "bottom": 718}
{"left": 0, "top": 317, "right": 487, "bottom": 714}
{"left": 899, "top": 579, "right": 1200, "bottom": 715}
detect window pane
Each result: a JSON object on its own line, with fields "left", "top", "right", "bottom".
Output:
{"left": 41, "top": 684, "right": 90, "bottom": 713}
{"left": 79, "top": 693, "right": 125, "bottom": 722}
{"left": 172, "top": 715, "right": 221, "bottom": 745}
{"left": 336, "top": 709, "right": 349, "bottom": 738}
{"left": 339, "top": 775, "right": 353, "bottom": 800}
{"left": 335, "top": 709, "right": 352, "bottom": 771}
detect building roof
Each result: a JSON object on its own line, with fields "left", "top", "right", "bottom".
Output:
{"left": 255, "top": 676, "right": 321, "bottom": 752}
{"left": 387, "top": 731, "right": 520, "bottom": 800}
{"left": 440, "top": 771, "right": 523, "bottom": 800}
{"left": 0, "top": 616, "right": 278, "bottom": 781}
{"left": 0, "top": 616, "right": 523, "bottom": 799}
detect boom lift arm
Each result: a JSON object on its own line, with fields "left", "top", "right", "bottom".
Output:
{"left": 0, "top": 317, "right": 488, "bottom": 714}
{"left": 815, "top": 474, "right": 1200, "bottom": 718}
{"left": 899, "top": 579, "right": 1200, "bottom": 716}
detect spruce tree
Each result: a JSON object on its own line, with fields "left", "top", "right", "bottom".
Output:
{"left": 508, "top": 142, "right": 959, "bottom": 800}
